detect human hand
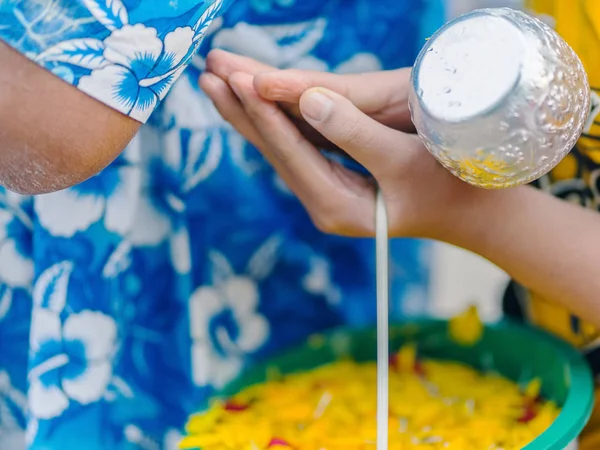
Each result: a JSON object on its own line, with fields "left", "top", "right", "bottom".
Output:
{"left": 203, "top": 50, "right": 415, "bottom": 153}
{"left": 201, "top": 52, "right": 479, "bottom": 238}
{"left": 200, "top": 53, "right": 600, "bottom": 332}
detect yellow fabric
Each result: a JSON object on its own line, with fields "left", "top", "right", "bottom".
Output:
{"left": 524, "top": 1, "right": 600, "bottom": 445}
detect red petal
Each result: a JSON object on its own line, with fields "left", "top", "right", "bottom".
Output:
{"left": 224, "top": 400, "right": 248, "bottom": 412}
{"left": 268, "top": 437, "right": 292, "bottom": 447}
{"left": 414, "top": 361, "right": 426, "bottom": 377}
{"left": 517, "top": 403, "right": 537, "bottom": 423}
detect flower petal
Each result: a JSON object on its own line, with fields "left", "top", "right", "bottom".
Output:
{"left": 233, "top": 313, "right": 269, "bottom": 353}
{"left": 223, "top": 277, "right": 258, "bottom": 311}
{"left": 162, "top": 76, "right": 224, "bottom": 130}
{"left": 154, "top": 64, "right": 187, "bottom": 101}
{"left": 104, "top": 166, "right": 141, "bottom": 236}
{"left": 191, "top": 342, "right": 243, "bottom": 389}
{"left": 28, "top": 380, "right": 69, "bottom": 419}
{"left": 62, "top": 361, "right": 112, "bottom": 404}
{"left": 189, "top": 287, "right": 221, "bottom": 341}
{"left": 29, "top": 309, "right": 61, "bottom": 353}
{"left": 35, "top": 189, "right": 104, "bottom": 238}
{"left": 211, "top": 353, "right": 243, "bottom": 389}
{"left": 128, "top": 194, "right": 171, "bottom": 246}
{"left": 103, "top": 24, "right": 162, "bottom": 77}
{"left": 155, "top": 26, "right": 194, "bottom": 75}
{"left": 63, "top": 311, "right": 117, "bottom": 360}
{"left": 130, "top": 86, "right": 159, "bottom": 121}
{"left": 191, "top": 342, "right": 211, "bottom": 387}
{"left": 78, "top": 65, "right": 139, "bottom": 118}
{"left": 212, "top": 23, "right": 281, "bottom": 66}
{"left": 0, "top": 240, "right": 33, "bottom": 288}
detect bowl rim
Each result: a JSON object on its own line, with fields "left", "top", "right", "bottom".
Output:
{"left": 492, "top": 320, "right": 595, "bottom": 450}
{"left": 205, "top": 319, "right": 595, "bottom": 450}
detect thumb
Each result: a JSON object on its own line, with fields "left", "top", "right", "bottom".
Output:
{"left": 255, "top": 69, "right": 414, "bottom": 130}
{"left": 299, "top": 88, "right": 421, "bottom": 177}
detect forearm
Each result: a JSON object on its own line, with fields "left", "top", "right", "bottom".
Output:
{"left": 0, "top": 42, "right": 139, "bottom": 194}
{"left": 435, "top": 185, "right": 600, "bottom": 326}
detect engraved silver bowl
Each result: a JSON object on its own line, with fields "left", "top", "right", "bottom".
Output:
{"left": 409, "top": 8, "right": 590, "bottom": 189}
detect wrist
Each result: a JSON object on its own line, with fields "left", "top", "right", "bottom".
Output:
{"left": 422, "top": 181, "right": 529, "bottom": 253}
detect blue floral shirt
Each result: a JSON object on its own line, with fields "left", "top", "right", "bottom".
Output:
{"left": 0, "top": 1, "right": 443, "bottom": 449}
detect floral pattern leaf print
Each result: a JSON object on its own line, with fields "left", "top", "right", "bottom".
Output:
{"left": 34, "top": 0, "right": 228, "bottom": 122}
{"left": 194, "top": 0, "right": 224, "bottom": 40}
{"left": 35, "top": 39, "right": 108, "bottom": 71}
{"left": 82, "top": 0, "right": 129, "bottom": 31}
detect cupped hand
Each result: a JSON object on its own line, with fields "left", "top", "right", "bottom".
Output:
{"left": 201, "top": 51, "right": 477, "bottom": 238}
{"left": 204, "top": 50, "right": 415, "bottom": 151}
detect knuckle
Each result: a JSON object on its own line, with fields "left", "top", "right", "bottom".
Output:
{"left": 342, "top": 119, "right": 374, "bottom": 148}
{"left": 246, "top": 99, "right": 275, "bottom": 122}
{"left": 213, "top": 100, "right": 238, "bottom": 124}
{"left": 270, "top": 146, "right": 293, "bottom": 167}
{"left": 243, "top": 102, "right": 262, "bottom": 121}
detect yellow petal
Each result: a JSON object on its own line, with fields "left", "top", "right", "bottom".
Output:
{"left": 449, "top": 305, "right": 484, "bottom": 346}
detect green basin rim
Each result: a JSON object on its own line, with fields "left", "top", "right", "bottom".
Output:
{"left": 206, "top": 319, "right": 594, "bottom": 450}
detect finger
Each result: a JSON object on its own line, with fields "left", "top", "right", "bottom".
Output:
{"left": 206, "top": 49, "right": 274, "bottom": 81}
{"left": 229, "top": 72, "right": 375, "bottom": 236}
{"left": 200, "top": 72, "right": 345, "bottom": 171}
{"left": 203, "top": 57, "right": 354, "bottom": 178}
{"left": 199, "top": 72, "right": 266, "bottom": 149}
{"left": 298, "top": 87, "right": 423, "bottom": 178}
{"left": 254, "top": 68, "right": 414, "bottom": 129}
{"left": 204, "top": 50, "right": 307, "bottom": 127}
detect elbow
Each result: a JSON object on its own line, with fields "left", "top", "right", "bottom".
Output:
{"left": 0, "top": 135, "right": 130, "bottom": 195}
{"left": 0, "top": 41, "right": 141, "bottom": 194}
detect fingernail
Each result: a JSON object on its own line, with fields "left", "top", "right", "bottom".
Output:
{"left": 230, "top": 81, "right": 242, "bottom": 99}
{"left": 198, "top": 72, "right": 215, "bottom": 87}
{"left": 301, "top": 90, "right": 333, "bottom": 122}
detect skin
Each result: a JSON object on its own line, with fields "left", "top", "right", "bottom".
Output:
{"left": 0, "top": 42, "right": 139, "bottom": 195}
{"left": 201, "top": 49, "right": 600, "bottom": 329}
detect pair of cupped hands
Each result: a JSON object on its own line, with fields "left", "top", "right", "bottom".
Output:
{"left": 201, "top": 50, "right": 482, "bottom": 239}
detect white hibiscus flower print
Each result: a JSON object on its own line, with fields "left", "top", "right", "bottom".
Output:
{"left": 190, "top": 276, "right": 269, "bottom": 388}
{"left": 28, "top": 262, "right": 118, "bottom": 419}
{"left": 77, "top": 24, "right": 194, "bottom": 120}
{"left": 29, "top": 309, "right": 118, "bottom": 419}
{"left": 34, "top": 164, "right": 140, "bottom": 238}
{"left": 212, "top": 18, "right": 327, "bottom": 69}
{"left": 36, "top": 0, "right": 225, "bottom": 122}
{"left": 189, "top": 236, "right": 282, "bottom": 388}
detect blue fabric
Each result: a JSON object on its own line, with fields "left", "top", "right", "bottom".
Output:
{"left": 0, "top": 1, "right": 443, "bottom": 448}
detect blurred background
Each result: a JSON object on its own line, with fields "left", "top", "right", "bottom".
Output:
{"left": 427, "top": 0, "right": 524, "bottom": 322}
